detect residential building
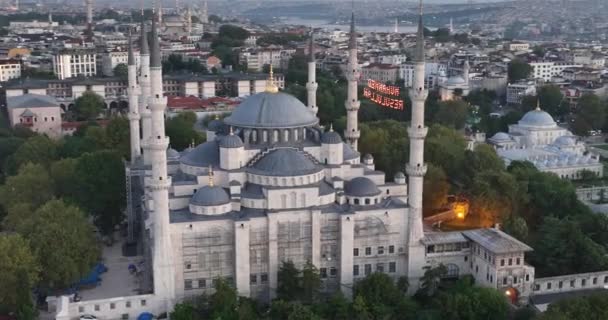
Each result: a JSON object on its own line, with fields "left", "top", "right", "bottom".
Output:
{"left": 53, "top": 49, "right": 97, "bottom": 79}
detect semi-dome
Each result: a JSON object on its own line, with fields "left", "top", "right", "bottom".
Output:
{"left": 344, "top": 177, "right": 381, "bottom": 197}
{"left": 248, "top": 148, "right": 322, "bottom": 177}
{"left": 490, "top": 132, "right": 511, "bottom": 141}
{"left": 219, "top": 133, "right": 244, "bottom": 148}
{"left": 191, "top": 185, "right": 230, "bottom": 207}
{"left": 519, "top": 109, "right": 556, "bottom": 127}
{"left": 321, "top": 130, "right": 342, "bottom": 144}
{"left": 167, "top": 147, "right": 180, "bottom": 159}
{"left": 554, "top": 136, "right": 576, "bottom": 146}
{"left": 208, "top": 118, "right": 223, "bottom": 132}
{"left": 180, "top": 140, "right": 220, "bottom": 167}
{"left": 224, "top": 92, "right": 319, "bottom": 129}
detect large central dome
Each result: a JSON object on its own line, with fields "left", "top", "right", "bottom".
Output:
{"left": 224, "top": 92, "right": 318, "bottom": 129}
{"left": 519, "top": 109, "right": 556, "bottom": 127}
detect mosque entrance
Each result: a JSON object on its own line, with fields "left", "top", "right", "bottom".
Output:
{"left": 505, "top": 287, "right": 519, "bottom": 304}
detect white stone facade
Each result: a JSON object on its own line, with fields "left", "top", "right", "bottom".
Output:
{"left": 53, "top": 50, "right": 97, "bottom": 80}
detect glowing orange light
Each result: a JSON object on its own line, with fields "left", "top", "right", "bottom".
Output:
{"left": 505, "top": 290, "right": 511, "bottom": 296}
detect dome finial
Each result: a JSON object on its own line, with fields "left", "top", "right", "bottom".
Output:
{"left": 265, "top": 65, "right": 278, "bottom": 93}
{"left": 229, "top": 126, "right": 234, "bottom": 135}
{"left": 208, "top": 165, "right": 214, "bottom": 186}
{"left": 329, "top": 123, "right": 334, "bottom": 132}
{"left": 190, "top": 139, "right": 194, "bottom": 148}
{"left": 536, "top": 99, "right": 541, "bottom": 111}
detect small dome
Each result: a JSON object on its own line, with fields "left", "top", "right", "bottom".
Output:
{"left": 519, "top": 109, "right": 556, "bottom": 127}
{"left": 191, "top": 186, "right": 230, "bottom": 207}
{"left": 491, "top": 132, "right": 511, "bottom": 141}
{"left": 363, "top": 154, "right": 374, "bottom": 160}
{"left": 180, "top": 140, "right": 220, "bottom": 167}
{"left": 446, "top": 76, "right": 466, "bottom": 86}
{"left": 249, "top": 148, "right": 322, "bottom": 177}
{"left": 219, "top": 134, "right": 244, "bottom": 148}
{"left": 321, "top": 131, "right": 342, "bottom": 144}
{"left": 554, "top": 136, "right": 576, "bottom": 146}
{"left": 167, "top": 147, "right": 180, "bottom": 159}
{"left": 224, "top": 92, "right": 319, "bottom": 129}
{"left": 344, "top": 177, "right": 381, "bottom": 197}
{"left": 208, "top": 119, "right": 223, "bottom": 132}
{"left": 394, "top": 171, "right": 405, "bottom": 179}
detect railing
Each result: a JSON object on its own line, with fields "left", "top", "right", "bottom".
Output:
{"left": 532, "top": 270, "right": 608, "bottom": 295}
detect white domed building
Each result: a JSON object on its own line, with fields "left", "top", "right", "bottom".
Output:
{"left": 438, "top": 60, "right": 470, "bottom": 101}
{"left": 488, "top": 106, "right": 602, "bottom": 179}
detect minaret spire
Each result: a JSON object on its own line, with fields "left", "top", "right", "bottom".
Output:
{"left": 406, "top": 0, "right": 428, "bottom": 291}
{"left": 344, "top": 7, "right": 360, "bottom": 151}
{"left": 306, "top": 29, "right": 318, "bottom": 115}
{"left": 139, "top": 18, "right": 152, "bottom": 165}
{"left": 148, "top": 12, "right": 176, "bottom": 309}
{"left": 127, "top": 30, "right": 141, "bottom": 160}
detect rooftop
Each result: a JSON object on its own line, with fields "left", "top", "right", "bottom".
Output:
{"left": 462, "top": 228, "right": 533, "bottom": 254}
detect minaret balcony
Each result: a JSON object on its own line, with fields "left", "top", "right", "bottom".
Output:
{"left": 345, "top": 129, "right": 361, "bottom": 140}
{"left": 406, "top": 163, "right": 427, "bottom": 177}
{"left": 306, "top": 82, "right": 318, "bottom": 90}
{"left": 345, "top": 100, "right": 361, "bottom": 110}
{"left": 407, "top": 126, "right": 428, "bottom": 139}
{"left": 128, "top": 112, "right": 141, "bottom": 121}
{"left": 149, "top": 97, "right": 168, "bottom": 111}
{"left": 147, "top": 176, "right": 172, "bottom": 190}
{"left": 147, "top": 136, "right": 170, "bottom": 150}
{"left": 409, "top": 88, "right": 428, "bottom": 101}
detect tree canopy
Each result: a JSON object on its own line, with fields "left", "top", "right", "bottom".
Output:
{"left": 74, "top": 91, "right": 105, "bottom": 121}
{"left": 0, "top": 233, "right": 40, "bottom": 314}
{"left": 508, "top": 59, "right": 533, "bottom": 82}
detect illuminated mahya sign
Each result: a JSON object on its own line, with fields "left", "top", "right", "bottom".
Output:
{"left": 363, "top": 79, "right": 404, "bottom": 110}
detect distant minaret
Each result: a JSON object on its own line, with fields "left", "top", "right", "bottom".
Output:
{"left": 139, "top": 19, "right": 153, "bottom": 165}
{"left": 406, "top": 0, "right": 428, "bottom": 290}
{"left": 85, "top": 0, "right": 93, "bottom": 27}
{"left": 449, "top": 18, "right": 453, "bottom": 33}
{"left": 186, "top": 6, "right": 192, "bottom": 34}
{"left": 127, "top": 31, "right": 141, "bottom": 160}
{"left": 394, "top": 18, "right": 398, "bottom": 33}
{"left": 48, "top": 10, "right": 53, "bottom": 24}
{"left": 306, "top": 30, "right": 318, "bottom": 115}
{"left": 15, "top": 0, "right": 19, "bottom": 10}
{"left": 157, "top": 0, "right": 163, "bottom": 25}
{"left": 463, "top": 58, "right": 470, "bottom": 86}
{"left": 175, "top": 0, "right": 180, "bottom": 13}
{"left": 201, "top": 0, "right": 209, "bottom": 24}
{"left": 344, "top": 11, "right": 360, "bottom": 151}
{"left": 148, "top": 15, "right": 176, "bottom": 309}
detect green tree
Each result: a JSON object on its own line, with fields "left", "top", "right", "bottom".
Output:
{"left": 105, "top": 116, "right": 131, "bottom": 159}
{"left": 301, "top": 261, "right": 321, "bottom": 304}
{"left": 166, "top": 112, "right": 205, "bottom": 150}
{"left": 113, "top": 63, "right": 128, "bottom": 79}
{"left": 0, "top": 163, "right": 53, "bottom": 212}
{"left": 74, "top": 91, "right": 105, "bottom": 120}
{"left": 50, "top": 158, "right": 80, "bottom": 202}
{"left": 418, "top": 264, "right": 447, "bottom": 298}
{"left": 462, "top": 144, "right": 505, "bottom": 185}
{"left": 287, "top": 302, "right": 320, "bottom": 320}
{"left": 469, "top": 170, "right": 520, "bottom": 226}
{"left": 423, "top": 164, "right": 450, "bottom": 215}
{"left": 12, "top": 135, "right": 58, "bottom": 170}
{"left": 75, "top": 150, "right": 126, "bottom": 236}
{"left": 277, "top": 261, "right": 301, "bottom": 301}
{"left": 425, "top": 125, "right": 467, "bottom": 178}
{"left": 532, "top": 217, "right": 608, "bottom": 276}
{"left": 502, "top": 214, "right": 529, "bottom": 242}
{"left": 432, "top": 278, "right": 509, "bottom": 320}
{"left": 318, "top": 292, "right": 351, "bottom": 320}
{"left": 21, "top": 199, "right": 99, "bottom": 290}
{"left": 576, "top": 94, "right": 605, "bottom": 130}
{"left": 539, "top": 291, "right": 608, "bottom": 320}
{"left": 351, "top": 295, "right": 372, "bottom": 320}
{"left": 433, "top": 100, "right": 469, "bottom": 130}
{"left": 169, "top": 302, "right": 198, "bottom": 320}
{"left": 0, "top": 234, "right": 40, "bottom": 314}
{"left": 209, "top": 278, "right": 238, "bottom": 320}
{"left": 507, "top": 59, "right": 532, "bottom": 82}
{"left": 353, "top": 272, "right": 407, "bottom": 319}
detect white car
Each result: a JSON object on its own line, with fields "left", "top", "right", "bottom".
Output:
{"left": 80, "top": 315, "right": 97, "bottom": 320}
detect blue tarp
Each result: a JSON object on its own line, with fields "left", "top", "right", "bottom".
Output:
{"left": 76, "top": 263, "right": 106, "bottom": 287}
{"left": 137, "top": 312, "right": 154, "bottom": 320}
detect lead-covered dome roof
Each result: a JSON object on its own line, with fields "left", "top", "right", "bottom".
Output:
{"left": 191, "top": 186, "right": 230, "bottom": 206}
{"left": 219, "top": 134, "right": 244, "bottom": 148}
{"left": 248, "top": 148, "right": 322, "bottom": 177}
{"left": 344, "top": 177, "right": 381, "bottom": 197}
{"left": 180, "top": 140, "right": 219, "bottom": 167}
{"left": 224, "top": 92, "right": 318, "bottom": 129}
{"left": 519, "top": 109, "right": 556, "bottom": 127}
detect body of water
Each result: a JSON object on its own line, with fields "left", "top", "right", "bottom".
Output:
{"left": 276, "top": 17, "right": 419, "bottom": 33}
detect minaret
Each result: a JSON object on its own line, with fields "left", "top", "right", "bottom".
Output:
{"left": 127, "top": 31, "right": 141, "bottom": 160}
{"left": 175, "top": 0, "right": 180, "bottom": 13}
{"left": 463, "top": 58, "right": 470, "bottom": 86}
{"left": 406, "top": 0, "right": 428, "bottom": 289}
{"left": 85, "top": 0, "right": 93, "bottom": 28}
{"left": 157, "top": 0, "right": 163, "bottom": 25}
{"left": 186, "top": 6, "right": 192, "bottom": 35}
{"left": 139, "top": 19, "right": 153, "bottom": 165}
{"left": 394, "top": 18, "right": 398, "bottom": 33}
{"left": 201, "top": 0, "right": 209, "bottom": 24}
{"left": 449, "top": 18, "right": 454, "bottom": 33}
{"left": 148, "top": 15, "right": 176, "bottom": 308}
{"left": 306, "top": 31, "right": 318, "bottom": 115}
{"left": 344, "top": 11, "right": 360, "bottom": 151}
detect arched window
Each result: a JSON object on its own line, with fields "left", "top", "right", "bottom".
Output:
{"left": 290, "top": 192, "right": 297, "bottom": 207}
{"left": 365, "top": 198, "right": 370, "bottom": 205}
{"left": 284, "top": 130, "right": 290, "bottom": 142}
{"left": 273, "top": 130, "right": 279, "bottom": 143}
{"left": 354, "top": 199, "right": 360, "bottom": 205}
{"left": 252, "top": 130, "right": 257, "bottom": 143}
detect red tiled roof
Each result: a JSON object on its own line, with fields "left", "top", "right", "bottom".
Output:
{"left": 61, "top": 119, "right": 109, "bottom": 129}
